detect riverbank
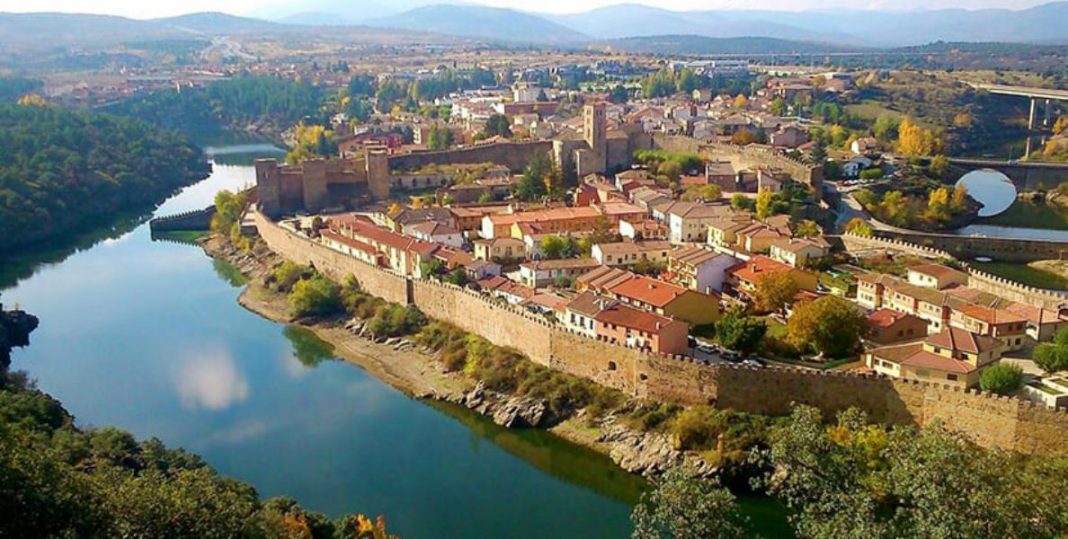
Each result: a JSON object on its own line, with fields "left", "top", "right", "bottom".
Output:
{"left": 202, "top": 235, "right": 712, "bottom": 478}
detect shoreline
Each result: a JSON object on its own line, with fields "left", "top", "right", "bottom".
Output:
{"left": 201, "top": 236, "right": 627, "bottom": 461}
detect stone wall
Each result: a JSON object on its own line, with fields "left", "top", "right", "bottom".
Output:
{"left": 254, "top": 212, "right": 1068, "bottom": 454}
{"left": 647, "top": 134, "right": 824, "bottom": 191}
{"left": 389, "top": 141, "right": 554, "bottom": 173}
{"left": 149, "top": 206, "right": 216, "bottom": 232}
{"left": 839, "top": 232, "right": 1068, "bottom": 310}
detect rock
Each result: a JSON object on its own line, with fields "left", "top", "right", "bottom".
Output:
{"left": 491, "top": 396, "right": 547, "bottom": 428}
{"left": 600, "top": 418, "right": 686, "bottom": 477}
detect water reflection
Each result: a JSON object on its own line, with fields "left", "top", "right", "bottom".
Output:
{"left": 284, "top": 326, "right": 336, "bottom": 369}
{"left": 174, "top": 348, "right": 251, "bottom": 411}
{"left": 957, "top": 169, "right": 1017, "bottom": 217}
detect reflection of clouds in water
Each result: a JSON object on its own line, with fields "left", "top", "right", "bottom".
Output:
{"left": 204, "top": 419, "right": 269, "bottom": 446}
{"left": 280, "top": 351, "right": 311, "bottom": 379}
{"left": 175, "top": 349, "right": 250, "bottom": 411}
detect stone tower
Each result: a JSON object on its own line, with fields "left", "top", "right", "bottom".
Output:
{"left": 582, "top": 102, "right": 607, "bottom": 174}
{"left": 364, "top": 146, "right": 391, "bottom": 201}
{"left": 255, "top": 159, "right": 282, "bottom": 217}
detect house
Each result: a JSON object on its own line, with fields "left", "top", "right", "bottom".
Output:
{"left": 620, "top": 219, "right": 669, "bottom": 241}
{"left": 851, "top": 137, "right": 881, "bottom": 156}
{"left": 949, "top": 304, "right": 1028, "bottom": 352}
{"left": 865, "top": 327, "right": 1005, "bottom": 388}
{"left": 756, "top": 168, "right": 791, "bottom": 193}
{"left": 726, "top": 255, "right": 819, "bottom": 296}
{"left": 769, "top": 125, "right": 809, "bottom": 149}
{"left": 866, "top": 309, "right": 928, "bottom": 345}
{"left": 518, "top": 258, "right": 601, "bottom": 288}
{"left": 591, "top": 240, "right": 672, "bottom": 267}
{"left": 473, "top": 237, "right": 525, "bottom": 262}
{"left": 563, "top": 291, "right": 616, "bottom": 338}
{"left": 449, "top": 204, "right": 511, "bottom": 232}
{"left": 594, "top": 302, "right": 689, "bottom": 355}
{"left": 707, "top": 215, "right": 755, "bottom": 249}
{"left": 577, "top": 266, "right": 720, "bottom": 326}
{"left": 735, "top": 222, "right": 791, "bottom": 254}
{"left": 480, "top": 203, "right": 644, "bottom": 240}
{"left": 665, "top": 245, "right": 739, "bottom": 294}
{"left": 319, "top": 229, "right": 383, "bottom": 267}
{"left": 666, "top": 202, "right": 736, "bottom": 244}
{"left": 465, "top": 259, "right": 502, "bottom": 281}
{"left": 404, "top": 221, "right": 463, "bottom": 248}
{"left": 1002, "top": 303, "right": 1068, "bottom": 342}
{"left": 1022, "top": 376, "right": 1068, "bottom": 409}
{"left": 841, "top": 156, "right": 874, "bottom": 179}
{"left": 907, "top": 264, "right": 968, "bottom": 291}
{"left": 705, "top": 160, "right": 737, "bottom": 191}
{"left": 385, "top": 207, "right": 455, "bottom": 233}
{"left": 326, "top": 215, "right": 438, "bottom": 279}
{"left": 477, "top": 275, "right": 535, "bottom": 305}
{"left": 769, "top": 237, "right": 830, "bottom": 268}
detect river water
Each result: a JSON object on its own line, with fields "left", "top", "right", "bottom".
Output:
{"left": 1, "top": 148, "right": 649, "bottom": 539}
{"left": 2, "top": 146, "right": 791, "bottom": 538}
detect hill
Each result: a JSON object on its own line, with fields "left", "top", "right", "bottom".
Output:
{"left": 365, "top": 5, "right": 588, "bottom": 44}
{"left": 153, "top": 12, "right": 280, "bottom": 34}
{"left": 0, "top": 12, "right": 185, "bottom": 52}
{"left": 601, "top": 35, "right": 858, "bottom": 56}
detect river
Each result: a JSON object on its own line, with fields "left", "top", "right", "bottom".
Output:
{"left": 1, "top": 146, "right": 789, "bottom": 538}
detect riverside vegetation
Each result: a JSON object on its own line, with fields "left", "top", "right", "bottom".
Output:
{"left": 0, "top": 102, "right": 209, "bottom": 252}
{"left": 0, "top": 302, "right": 395, "bottom": 539}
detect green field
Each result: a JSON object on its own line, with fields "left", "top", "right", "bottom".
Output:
{"left": 970, "top": 261, "right": 1068, "bottom": 290}
{"left": 980, "top": 201, "right": 1068, "bottom": 230}
{"left": 844, "top": 101, "right": 902, "bottom": 122}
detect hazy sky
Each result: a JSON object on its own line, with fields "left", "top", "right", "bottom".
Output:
{"left": 0, "top": 0, "right": 1051, "bottom": 19}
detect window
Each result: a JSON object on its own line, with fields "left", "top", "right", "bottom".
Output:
{"left": 947, "top": 374, "right": 958, "bottom": 381}
{"left": 608, "top": 361, "right": 617, "bottom": 371}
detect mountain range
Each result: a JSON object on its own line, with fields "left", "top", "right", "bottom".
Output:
{"left": 2, "top": 2, "right": 1068, "bottom": 54}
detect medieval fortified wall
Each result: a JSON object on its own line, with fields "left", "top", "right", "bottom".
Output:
{"left": 255, "top": 211, "right": 1068, "bottom": 454}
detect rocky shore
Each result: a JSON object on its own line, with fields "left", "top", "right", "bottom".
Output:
{"left": 201, "top": 235, "right": 713, "bottom": 478}
{"left": 0, "top": 302, "right": 39, "bottom": 370}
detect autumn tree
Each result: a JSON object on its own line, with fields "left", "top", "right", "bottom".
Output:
{"left": 1053, "top": 115, "right": 1068, "bottom": 136}
{"left": 753, "top": 271, "right": 798, "bottom": 313}
{"left": 897, "top": 117, "right": 940, "bottom": 157}
{"left": 879, "top": 191, "right": 915, "bottom": 227}
{"left": 928, "top": 154, "right": 950, "bottom": 178}
{"left": 732, "top": 94, "right": 748, "bottom": 109}
{"left": 288, "top": 275, "right": 342, "bottom": 317}
{"left": 793, "top": 220, "right": 821, "bottom": 238}
{"left": 786, "top": 296, "right": 866, "bottom": 357}
{"left": 924, "top": 187, "right": 953, "bottom": 223}
{"left": 845, "top": 218, "right": 873, "bottom": 236}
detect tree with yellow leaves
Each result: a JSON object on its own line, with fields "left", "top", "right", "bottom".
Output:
{"left": 733, "top": 94, "right": 748, "bottom": 109}
{"left": 16, "top": 93, "right": 47, "bottom": 107}
{"left": 924, "top": 187, "right": 953, "bottom": 223}
{"left": 897, "top": 117, "right": 941, "bottom": 157}
{"left": 753, "top": 271, "right": 798, "bottom": 314}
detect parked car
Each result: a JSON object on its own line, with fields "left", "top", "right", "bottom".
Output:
{"left": 742, "top": 357, "right": 766, "bottom": 368}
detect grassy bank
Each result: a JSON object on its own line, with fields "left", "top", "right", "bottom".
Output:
{"left": 970, "top": 261, "right": 1068, "bottom": 290}
{"left": 979, "top": 200, "right": 1068, "bottom": 230}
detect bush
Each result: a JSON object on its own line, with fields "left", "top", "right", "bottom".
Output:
{"left": 715, "top": 308, "right": 767, "bottom": 354}
{"left": 669, "top": 406, "right": 772, "bottom": 464}
{"left": 270, "top": 262, "right": 310, "bottom": 293}
{"left": 287, "top": 275, "right": 341, "bottom": 317}
{"left": 979, "top": 363, "right": 1024, "bottom": 395}
{"left": 624, "top": 402, "right": 682, "bottom": 431}
{"left": 859, "top": 168, "right": 884, "bottom": 180}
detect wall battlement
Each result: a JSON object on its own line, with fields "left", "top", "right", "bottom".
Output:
{"left": 254, "top": 211, "right": 1068, "bottom": 454}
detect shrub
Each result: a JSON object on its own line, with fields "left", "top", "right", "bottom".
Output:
{"left": 980, "top": 363, "right": 1024, "bottom": 395}
{"left": 270, "top": 262, "right": 310, "bottom": 293}
{"left": 669, "top": 406, "right": 772, "bottom": 464}
{"left": 287, "top": 275, "right": 341, "bottom": 317}
{"left": 624, "top": 402, "right": 682, "bottom": 431}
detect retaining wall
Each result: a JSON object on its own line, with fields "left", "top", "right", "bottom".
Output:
{"left": 255, "top": 212, "right": 1068, "bottom": 454}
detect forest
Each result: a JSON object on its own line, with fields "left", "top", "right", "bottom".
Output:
{"left": 0, "top": 103, "right": 210, "bottom": 252}
{"left": 0, "top": 76, "right": 42, "bottom": 103}
{"left": 105, "top": 76, "right": 326, "bottom": 136}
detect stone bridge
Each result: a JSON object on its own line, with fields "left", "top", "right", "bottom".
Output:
{"left": 946, "top": 158, "right": 1068, "bottom": 190}
{"left": 149, "top": 205, "right": 216, "bottom": 233}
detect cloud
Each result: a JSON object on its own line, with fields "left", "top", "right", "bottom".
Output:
{"left": 174, "top": 348, "right": 250, "bottom": 410}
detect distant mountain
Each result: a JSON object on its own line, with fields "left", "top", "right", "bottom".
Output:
{"left": 252, "top": 0, "right": 425, "bottom": 23}
{"left": 153, "top": 12, "right": 280, "bottom": 34}
{"left": 602, "top": 35, "right": 858, "bottom": 56}
{"left": 365, "top": 5, "right": 589, "bottom": 44}
{"left": 549, "top": 4, "right": 858, "bottom": 44}
{"left": 546, "top": 1, "right": 1068, "bottom": 47}
{"left": 278, "top": 12, "right": 360, "bottom": 26}
{"left": 0, "top": 12, "right": 185, "bottom": 51}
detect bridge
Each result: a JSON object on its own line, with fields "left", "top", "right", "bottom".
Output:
{"left": 968, "top": 83, "right": 1068, "bottom": 131}
{"left": 943, "top": 157, "right": 1068, "bottom": 189}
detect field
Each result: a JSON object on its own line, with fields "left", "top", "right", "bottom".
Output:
{"left": 979, "top": 200, "right": 1068, "bottom": 230}
{"left": 970, "top": 261, "right": 1068, "bottom": 290}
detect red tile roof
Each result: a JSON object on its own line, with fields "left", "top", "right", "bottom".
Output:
{"left": 610, "top": 275, "right": 688, "bottom": 308}
{"left": 595, "top": 303, "right": 679, "bottom": 334}
{"left": 728, "top": 255, "right": 794, "bottom": 285}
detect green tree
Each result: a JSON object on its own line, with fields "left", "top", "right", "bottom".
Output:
{"left": 793, "top": 220, "right": 821, "bottom": 238}
{"left": 609, "top": 85, "right": 630, "bottom": 104}
{"left": 845, "top": 218, "right": 873, "bottom": 237}
{"left": 715, "top": 307, "right": 767, "bottom": 355}
{"left": 786, "top": 296, "right": 866, "bottom": 358}
{"left": 288, "top": 275, "right": 341, "bottom": 317}
{"left": 631, "top": 467, "right": 748, "bottom": 539}
{"left": 427, "top": 124, "right": 453, "bottom": 150}
{"left": 1033, "top": 328, "right": 1068, "bottom": 374}
{"left": 482, "top": 113, "right": 512, "bottom": 138}
{"left": 754, "top": 271, "right": 798, "bottom": 313}
{"left": 731, "top": 194, "right": 755, "bottom": 212}
{"left": 540, "top": 235, "right": 569, "bottom": 259}
{"left": 979, "top": 363, "right": 1023, "bottom": 395}
{"left": 929, "top": 154, "right": 950, "bottom": 178}
{"left": 516, "top": 154, "right": 550, "bottom": 201}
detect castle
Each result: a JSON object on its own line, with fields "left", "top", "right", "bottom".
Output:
{"left": 256, "top": 103, "right": 642, "bottom": 217}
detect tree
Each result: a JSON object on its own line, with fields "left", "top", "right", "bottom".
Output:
{"left": 427, "top": 124, "right": 453, "bottom": 151}
{"left": 540, "top": 235, "right": 571, "bottom": 260}
{"left": 1033, "top": 328, "right": 1068, "bottom": 374}
{"left": 980, "top": 363, "right": 1023, "bottom": 395}
{"left": 879, "top": 191, "right": 915, "bottom": 227}
{"left": 786, "top": 296, "right": 867, "bottom": 358}
{"left": 732, "top": 94, "right": 748, "bottom": 109}
{"left": 609, "top": 85, "right": 630, "bottom": 104}
{"left": 631, "top": 467, "right": 749, "bottom": 539}
{"left": 845, "top": 218, "right": 873, "bottom": 236}
{"left": 516, "top": 154, "right": 550, "bottom": 201}
{"left": 872, "top": 113, "right": 900, "bottom": 142}
{"left": 929, "top": 154, "right": 950, "bottom": 178}
{"left": 731, "top": 194, "right": 755, "bottom": 212}
{"left": 1053, "top": 115, "right": 1068, "bottom": 136}
{"left": 794, "top": 220, "right": 821, "bottom": 238}
{"left": 715, "top": 307, "right": 768, "bottom": 355}
{"left": 753, "top": 271, "right": 798, "bottom": 313}
{"left": 755, "top": 190, "right": 775, "bottom": 219}
{"left": 657, "top": 161, "right": 682, "bottom": 183}
{"left": 482, "top": 113, "right": 512, "bottom": 138}
{"left": 769, "top": 97, "right": 787, "bottom": 116}
{"left": 924, "top": 187, "right": 953, "bottom": 223}
{"left": 288, "top": 275, "right": 341, "bottom": 317}
{"left": 810, "top": 139, "right": 827, "bottom": 163}
{"left": 897, "top": 117, "right": 940, "bottom": 157}
{"left": 444, "top": 268, "right": 468, "bottom": 287}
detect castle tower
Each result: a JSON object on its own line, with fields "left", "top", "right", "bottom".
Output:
{"left": 255, "top": 159, "right": 282, "bottom": 217}
{"left": 365, "top": 146, "right": 391, "bottom": 201}
{"left": 582, "top": 102, "right": 607, "bottom": 174}
{"left": 302, "top": 159, "right": 329, "bottom": 212}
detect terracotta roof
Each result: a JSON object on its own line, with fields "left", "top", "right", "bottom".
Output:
{"left": 408, "top": 221, "right": 459, "bottom": 237}
{"left": 595, "top": 240, "right": 672, "bottom": 257}
{"left": 728, "top": 255, "right": 794, "bottom": 285}
{"left": 595, "top": 302, "right": 680, "bottom": 334}
{"left": 521, "top": 258, "right": 601, "bottom": 271}
{"left": 610, "top": 275, "right": 689, "bottom": 308}
{"left": 1003, "top": 303, "right": 1065, "bottom": 326}
{"left": 867, "top": 308, "right": 920, "bottom": 329}
{"left": 321, "top": 230, "right": 377, "bottom": 256}
{"left": 924, "top": 327, "right": 1000, "bottom": 355}
{"left": 332, "top": 217, "right": 439, "bottom": 256}
{"left": 900, "top": 349, "right": 978, "bottom": 374}
{"left": 957, "top": 304, "right": 1028, "bottom": 326}
{"left": 524, "top": 293, "right": 570, "bottom": 311}
{"left": 908, "top": 264, "right": 967, "bottom": 282}
{"left": 577, "top": 266, "right": 635, "bottom": 291}
{"left": 566, "top": 291, "right": 617, "bottom": 317}
{"left": 670, "top": 245, "right": 725, "bottom": 267}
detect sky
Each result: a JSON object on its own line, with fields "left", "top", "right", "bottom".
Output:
{"left": 0, "top": 0, "right": 1052, "bottom": 19}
